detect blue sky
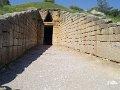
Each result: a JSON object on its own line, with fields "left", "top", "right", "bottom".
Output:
{"left": 10, "top": 0, "right": 120, "bottom": 10}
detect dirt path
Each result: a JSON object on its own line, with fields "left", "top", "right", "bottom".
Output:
{"left": 0, "top": 45, "right": 120, "bottom": 90}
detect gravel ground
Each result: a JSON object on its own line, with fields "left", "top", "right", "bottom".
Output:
{"left": 0, "top": 45, "right": 120, "bottom": 90}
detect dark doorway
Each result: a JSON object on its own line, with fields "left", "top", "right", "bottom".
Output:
{"left": 44, "top": 26, "right": 53, "bottom": 45}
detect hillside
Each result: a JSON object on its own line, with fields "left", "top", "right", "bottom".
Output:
{"left": 0, "top": 2, "right": 70, "bottom": 14}
{"left": 0, "top": 2, "right": 120, "bottom": 23}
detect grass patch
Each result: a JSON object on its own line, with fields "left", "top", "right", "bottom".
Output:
{"left": 0, "top": 2, "right": 70, "bottom": 14}
{"left": 0, "top": 2, "right": 120, "bottom": 23}
{"left": 107, "top": 16, "right": 120, "bottom": 23}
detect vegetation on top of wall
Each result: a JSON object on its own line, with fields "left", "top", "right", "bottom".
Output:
{"left": 0, "top": 2, "right": 70, "bottom": 14}
{"left": 86, "top": 0, "right": 120, "bottom": 23}
{"left": 96, "top": 0, "right": 120, "bottom": 23}
{"left": 107, "top": 16, "right": 120, "bottom": 23}
{"left": 69, "top": 6, "right": 84, "bottom": 13}
{"left": 0, "top": 1, "right": 120, "bottom": 23}
{"left": 106, "top": 9, "right": 120, "bottom": 23}
{"left": 87, "top": 10, "right": 120, "bottom": 23}
{"left": 44, "top": 0, "right": 55, "bottom": 3}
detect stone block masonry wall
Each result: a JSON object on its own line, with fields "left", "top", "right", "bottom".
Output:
{"left": 60, "top": 11, "right": 120, "bottom": 62}
{"left": 52, "top": 10, "right": 61, "bottom": 45}
{"left": 0, "top": 10, "right": 42, "bottom": 67}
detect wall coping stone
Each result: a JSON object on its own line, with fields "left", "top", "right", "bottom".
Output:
{"left": 0, "top": 9, "right": 38, "bottom": 20}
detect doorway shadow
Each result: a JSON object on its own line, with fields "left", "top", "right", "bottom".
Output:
{"left": 0, "top": 45, "right": 51, "bottom": 86}
{"left": 44, "top": 26, "right": 53, "bottom": 45}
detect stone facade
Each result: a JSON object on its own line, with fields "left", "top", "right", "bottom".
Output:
{"left": 0, "top": 9, "right": 120, "bottom": 67}
{"left": 39, "top": 9, "right": 61, "bottom": 45}
{"left": 60, "top": 11, "right": 120, "bottom": 62}
{"left": 0, "top": 9, "right": 61, "bottom": 67}
{"left": 0, "top": 10, "right": 42, "bottom": 67}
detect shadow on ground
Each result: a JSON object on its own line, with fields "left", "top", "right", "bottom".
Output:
{"left": 0, "top": 45, "right": 51, "bottom": 88}
{"left": 0, "top": 86, "right": 13, "bottom": 90}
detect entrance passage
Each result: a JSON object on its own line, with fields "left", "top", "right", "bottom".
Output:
{"left": 1, "top": 45, "right": 120, "bottom": 90}
{"left": 44, "top": 26, "right": 53, "bottom": 45}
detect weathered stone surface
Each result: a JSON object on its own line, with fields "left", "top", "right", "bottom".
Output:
{"left": 60, "top": 11, "right": 120, "bottom": 63}
{"left": 0, "top": 9, "right": 120, "bottom": 66}
{"left": 91, "top": 10, "right": 105, "bottom": 16}
{"left": 0, "top": 9, "right": 43, "bottom": 66}
{"left": 96, "top": 42, "right": 120, "bottom": 62}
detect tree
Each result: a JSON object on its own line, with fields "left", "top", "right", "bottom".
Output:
{"left": 107, "top": 9, "right": 120, "bottom": 17}
{"left": 97, "top": 0, "right": 112, "bottom": 14}
{"left": 90, "top": 7, "right": 99, "bottom": 11}
{"left": 0, "top": 0, "right": 10, "bottom": 7}
{"left": 44, "top": 0, "right": 55, "bottom": 3}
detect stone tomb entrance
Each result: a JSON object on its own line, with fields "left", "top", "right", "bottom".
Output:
{"left": 44, "top": 26, "right": 53, "bottom": 45}
{"left": 39, "top": 9, "right": 60, "bottom": 45}
{"left": 43, "top": 11, "right": 53, "bottom": 45}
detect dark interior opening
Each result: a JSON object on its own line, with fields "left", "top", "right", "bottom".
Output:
{"left": 44, "top": 26, "right": 53, "bottom": 45}
{"left": 44, "top": 12, "right": 53, "bottom": 22}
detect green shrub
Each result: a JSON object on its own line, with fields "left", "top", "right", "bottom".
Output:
{"left": 69, "top": 6, "right": 83, "bottom": 12}
{"left": 89, "top": 7, "right": 99, "bottom": 12}
{"left": 107, "top": 9, "right": 120, "bottom": 17}
{"left": 44, "top": 0, "right": 55, "bottom": 3}
{"left": 107, "top": 16, "right": 120, "bottom": 23}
